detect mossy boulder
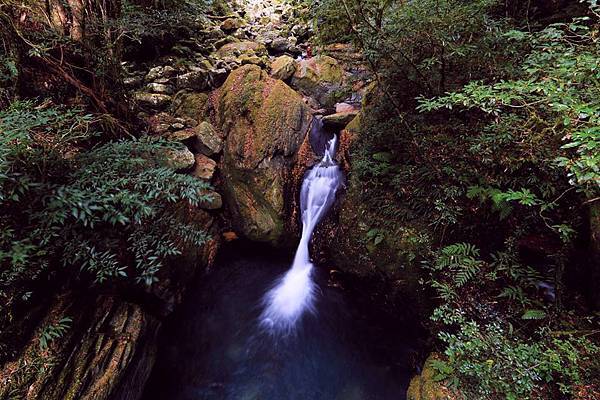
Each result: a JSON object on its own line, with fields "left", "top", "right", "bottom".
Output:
{"left": 215, "top": 64, "right": 312, "bottom": 245}
{"left": 407, "top": 354, "right": 453, "bottom": 400}
{"left": 291, "top": 55, "right": 346, "bottom": 107}
{"left": 215, "top": 41, "right": 267, "bottom": 59}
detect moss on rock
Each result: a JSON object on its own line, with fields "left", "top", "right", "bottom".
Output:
{"left": 407, "top": 354, "right": 453, "bottom": 400}
{"left": 215, "top": 65, "right": 312, "bottom": 245}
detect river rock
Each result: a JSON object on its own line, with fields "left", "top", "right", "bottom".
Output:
{"left": 215, "top": 64, "right": 312, "bottom": 245}
{"left": 192, "top": 154, "right": 217, "bottom": 180}
{"left": 134, "top": 92, "right": 172, "bottom": 109}
{"left": 176, "top": 70, "right": 208, "bottom": 91}
{"left": 194, "top": 121, "right": 223, "bottom": 156}
{"left": 291, "top": 55, "right": 346, "bottom": 108}
{"left": 215, "top": 40, "right": 267, "bottom": 59}
{"left": 221, "top": 17, "right": 242, "bottom": 32}
{"left": 198, "top": 189, "right": 223, "bottom": 210}
{"left": 164, "top": 147, "right": 195, "bottom": 170}
{"left": 271, "top": 55, "right": 296, "bottom": 81}
{"left": 322, "top": 110, "right": 359, "bottom": 128}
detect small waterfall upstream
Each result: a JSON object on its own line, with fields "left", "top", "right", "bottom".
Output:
{"left": 260, "top": 123, "right": 344, "bottom": 333}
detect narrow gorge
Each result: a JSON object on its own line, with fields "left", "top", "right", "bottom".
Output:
{"left": 1, "top": 1, "right": 599, "bottom": 399}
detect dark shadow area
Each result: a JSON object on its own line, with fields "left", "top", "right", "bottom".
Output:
{"left": 142, "top": 239, "right": 417, "bottom": 400}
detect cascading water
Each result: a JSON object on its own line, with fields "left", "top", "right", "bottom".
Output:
{"left": 260, "top": 123, "right": 343, "bottom": 333}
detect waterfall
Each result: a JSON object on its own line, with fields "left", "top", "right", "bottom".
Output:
{"left": 260, "top": 123, "right": 343, "bottom": 334}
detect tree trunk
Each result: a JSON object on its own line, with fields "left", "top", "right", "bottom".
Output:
{"left": 67, "top": 0, "right": 86, "bottom": 41}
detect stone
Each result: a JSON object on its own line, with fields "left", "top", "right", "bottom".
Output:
{"left": 291, "top": 55, "right": 346, "bottom": 108}
{"left": 238, "top": 54, "right": 265, "bottom": 66}
{"left": 208, "top": 68, "right": 229, "bottom": 88}
{"left": 214, "top": 35, "right": 240, "bottom": 50}
{"left": 146, "top": 82, "right": 174, "bottom": 95}
{"left": 165, "top": 129, "right": 196, "bottom": 142}
{"left": 215, "top": 65, "right": 312, "bottom": 245}
{"left": 215, "top": 41, "right": 267, "bottom": 59}
{"left": 124, "top": 75, "right": 143, "bottom": 88}
{"left": 176, "top": 71, "right": 208, "bottom": 91}
{"left": 164, "top": 147, "right": 195, "bottom": 170}
{"left": 134, "top": 92, "right": 172, "bottom": 109}
{"left": 171, "top": 92, "right": 209, "bottom": 120}
{"left": 191, "top": 154, "right": 217, "bottom": 181}
{"left": 193, "top": 121, "right": 223, "bottom": 156}
{"left": 267, "top": 37, "right": 289, "bottom": 53}
{"left": 198, "top": 190, "right": 223, "bottom": 210}
{"left": 270, "top": 55, "right": 296, "bottom": 81}
{"left": 336, "top": 102, "right": 358, "bottom": 113}
{"left": 221, "top": 18, "right": 242, "bottom": 32}
{"left": 322, "top": 111, "right": 359, "bottom": 128}
{"left": 223, "top": 231, "right": 239, "bottom": 241}
{"left": 145, "top": 65, "right": 176, "bottom": 82}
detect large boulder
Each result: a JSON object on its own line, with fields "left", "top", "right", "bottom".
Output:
{"left": 291, "top": 55, "right": 346, "bottom": 107}
{"left": 215, "top": 64, "right": 312, "bottom": 245}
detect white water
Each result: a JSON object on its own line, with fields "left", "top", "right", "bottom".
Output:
{"left": 260, "top": 129, "right": 343, "bottom": 334}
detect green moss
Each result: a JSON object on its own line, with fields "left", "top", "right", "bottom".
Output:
{"left": 407, "top": 354, "right": 452, "bottom": 400}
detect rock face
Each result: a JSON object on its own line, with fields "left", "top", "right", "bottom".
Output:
{"left": 215, "top": 64, "right": 312, "bottom": 245}
{"left": 291, "top": 55, "right": 346, "bottom": 108}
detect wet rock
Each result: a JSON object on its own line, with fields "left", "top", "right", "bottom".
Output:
{"left": 176, "top": 70, "right": 208, "bottom": 91}
{"left": 291, "top": 55, "right": 346, "bottom": 108}
{"left": 198, "top": 189, "right": 223, "bottom": 210}
{"left": 267, "top": 37, "right": 290, "bottom": 53}
{"left": 134, "top": 92, "right": 172, "bottom": 109}
{"left": 322, "top": 110, "right": 359, "bottom": 128}
{"left": 145, "top": 65, "right": 176, "bottom": 82}
{"left": 191, "top": 154, "right": 217, "bottom": 181}
{"left": 270, "top": 55, "right": 296, "bottom": 81}
{"left": 336, "top": 102, "right": 358, "bottom": 113}
{"left": 221, "top": 18, "right": 242, "bottom": 32}
{"left": 215, "top": 65, "right": 312, "bottom": 245}
{"left": 164, "top": 147, "right": 195, "bottom": 170}
{"left": 193, "top": 121, "right": 223, "bottom": 156}
{"left": 146, "top": 82, "right": 174, "bottom": 95}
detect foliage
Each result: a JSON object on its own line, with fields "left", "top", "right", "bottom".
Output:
{"left": 310, "top": 1, "right": 600, "bottom": 398}
{"left": 426, "top": 243, "right": 600, "bottom": 399}
{"left": 418, "top": 15, "right": 600, "bottom": 197}
{"left": 313, "top": 0, "right": 513, "bottom": 100}
{"left": 38, "top": 317, "right": 72, "bottom": 351}
{"left": 0, "top": 101, "right": 211, "bottom": 356}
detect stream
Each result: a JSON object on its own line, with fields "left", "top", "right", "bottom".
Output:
{"left": 142, "top": 242, "right": 413, "bottom": 400}
{"left": 142, "top": 121, "right": 415, "bottom": 399}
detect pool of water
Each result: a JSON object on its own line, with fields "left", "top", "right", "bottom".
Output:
{"left": 142, "top": 242, "right": 414, "bottom": 400}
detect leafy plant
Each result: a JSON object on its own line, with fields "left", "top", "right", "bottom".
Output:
{"left": 39, "top": 317, "right": 72, "bottom": 350}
